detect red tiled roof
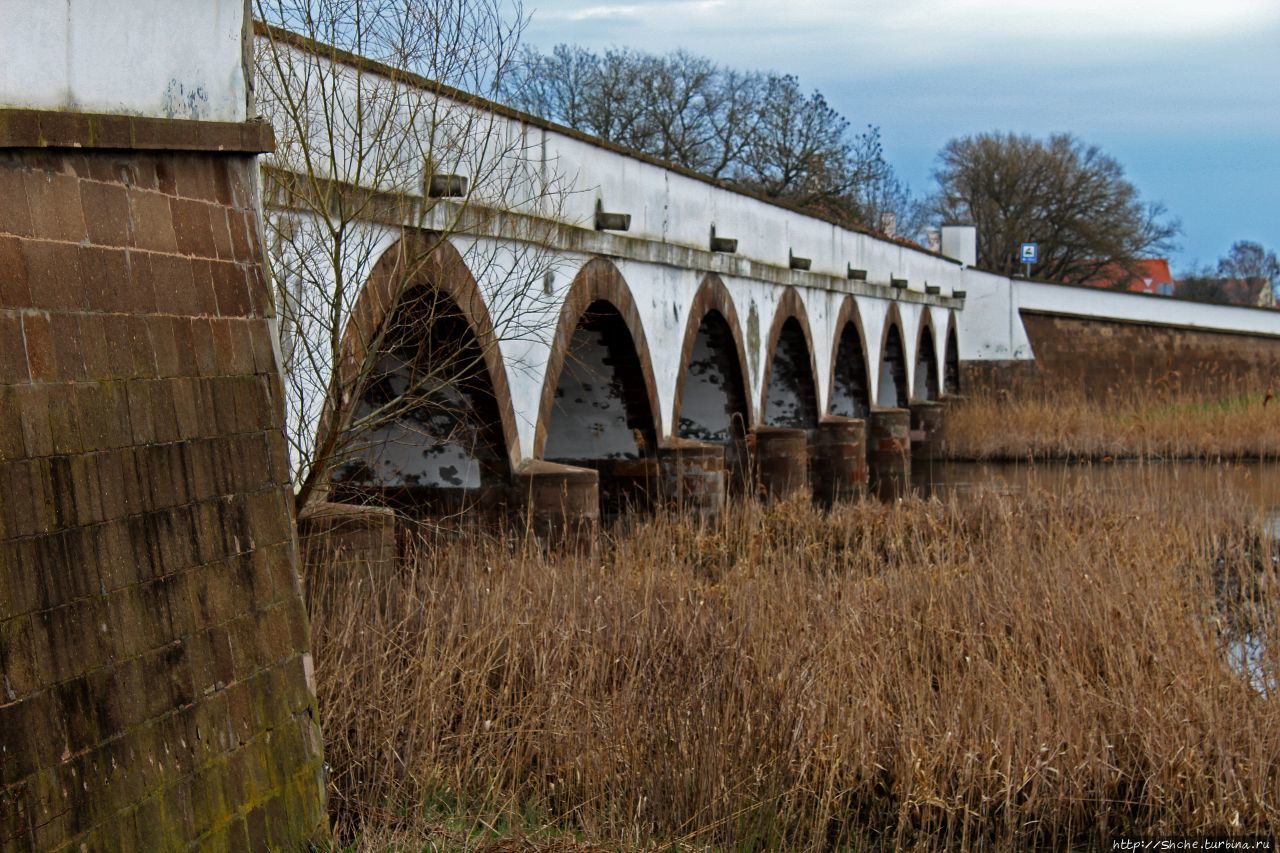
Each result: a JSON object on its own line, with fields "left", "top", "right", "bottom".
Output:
{"left": 1082, "top": 259, "right": 1174, "bottom": 294}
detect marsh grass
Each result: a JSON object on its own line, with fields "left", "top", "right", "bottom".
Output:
{"left": 307, "top": 476, "right": 1280, "bottom": 850}
{"left": 944, "top": 380, "right": 1280, "bottom": 461}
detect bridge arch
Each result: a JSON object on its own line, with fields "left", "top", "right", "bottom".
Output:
{"left": 761, "top": 287, "right": 821, "bottom": 429}
{"left": 828, "top": 296, "right": 872, "bottom": 419}
{"left": 913, "top": 309, "right": 941, "bottom": 401}
{"left": 876, "top": 304, "right": 909, "bottom": 408}
{"left": 672, "top": 272, "right": 752, "bottom": 439}
{"left": 535, "top": 257, "right": 662, "bottom": 470}
{"left": 332, "top": 233, "right": 520, "bottom": 506}
{"left": 944, "top": 313, "right": 961, "bottom": 395}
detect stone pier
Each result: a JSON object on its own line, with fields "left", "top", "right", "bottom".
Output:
{"left": 658, "top": 439, "right": 727, "bottom": 520}
{"left": 516, "top": 460, "right": 600, "bottom": 545}
{"left": 753, "top": 427, "right": 809, "bottom": 500}
{"left": 909, "top": 401, "right": 947, "bottom": 461}
{"left": 809, "top": 416, "right": 869, "bottom": 506}
{"left": 868, "top": 408, "right": 911, "bottom": 500}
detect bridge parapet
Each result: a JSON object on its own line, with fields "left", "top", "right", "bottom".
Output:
{"left": 254, "top": 25, "right": 969, "bottom": 302}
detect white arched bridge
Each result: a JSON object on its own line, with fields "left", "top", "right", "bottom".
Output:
{"left": 261, "top": 25, "right": 967, "bottom": 525}
{"left": 260, "top": 25, "right": 1280, "bottom": 529}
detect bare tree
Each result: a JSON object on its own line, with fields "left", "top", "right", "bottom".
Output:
{"left": 1218, "top": 241, "right": 1280, "bottom": 285}
{"left": 502, "top": 46, "right": 914, "bottom": 231}
{"left": 255, "top": 0, "right": 567, "bottom": 511}
{"left": 504, "top": 44, "right": 757, "bottom": 179}
{"left": 932, "top": 132, "right": 1179, "bottom": 282}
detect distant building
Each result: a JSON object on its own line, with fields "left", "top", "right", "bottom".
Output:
{"left": 1082, "top": 258, "right": 1176, "bottom": 295}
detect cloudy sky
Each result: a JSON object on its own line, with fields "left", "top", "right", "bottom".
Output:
{"left": 520, "top": 0, "right": 1280, "bottom": 271}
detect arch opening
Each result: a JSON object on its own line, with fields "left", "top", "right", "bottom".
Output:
{"left": 333, "top": 285, "right": 511, "bottom": 512}
{"left": 945, "top": 325, "right": 961, "bottom": 395}
{"left": 677, "top": 308, "right": 750, "bottom": 477}
{"left": 829, "top": 321, "right": 871, "bottom": 418}
{"left": 765, "top": 317, "right": 820, "bottom": 429}
{"left": 544, "top": 299, "right": 659, "bottom": 513}
{"left": 878, "top": 324, "right": 908, "bottom": 408}
{"left": 914, "top": 327, "right": 940, "bottom": 401}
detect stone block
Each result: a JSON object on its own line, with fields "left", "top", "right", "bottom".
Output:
{"left": 0, "top": 235, "right": 31, "bottom": 307}
{"left": 23, "top": 170, "right": 86, "bottom": 244}
{"left": 0, "top": 167, "right": 33, "bottom": 237}
{"left": 171, "top": 197, "right": 217, "bottom": 259}
{"left": 80, "top": 180, "right": 132, "bottom": 248}
{"left": 0, "top": 312, "right": 28, "bottom": 384}
{"left": 126, "top": 188, "right": 178, "bottom": 253}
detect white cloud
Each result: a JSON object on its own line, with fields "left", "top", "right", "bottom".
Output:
{"left": 529, "top": 0, "right": 1280, "bottom": 68}
{"left": 518, "top": 0, "right": 1280, "bottom": 268}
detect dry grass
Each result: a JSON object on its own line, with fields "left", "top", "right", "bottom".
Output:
{"left": 307, "top": 477, "right": 1280, "bottom": 850}
{"left": 944, "top": 382, "right": 1280, "bottom": 462}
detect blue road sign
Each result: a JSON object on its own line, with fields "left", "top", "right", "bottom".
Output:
{"left": 1020, "top": 242, "right": 1039, "bottom": 264}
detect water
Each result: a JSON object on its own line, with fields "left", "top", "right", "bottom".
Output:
{"left": 915, "top": 459, "right": 1280, "bottom": 695}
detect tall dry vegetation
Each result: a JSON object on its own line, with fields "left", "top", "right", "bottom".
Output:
{"left": 307, "top": 479, "right": 1280, "bottom": 850}
{"left": 944, "top": 382, "right": 1280, "bottom": 462}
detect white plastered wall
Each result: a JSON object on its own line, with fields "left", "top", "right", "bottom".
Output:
{"left": 0, "top": 0, "right": 248, "bottom": 121}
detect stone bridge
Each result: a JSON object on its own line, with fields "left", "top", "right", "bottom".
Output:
{"left": 4, "top": 3, "right": 1280, "bottom": 850}
{"left": 260, "top": 24, "right": 970, "bottom": 523}
{"left": 260, "top": 26, "right": 1280, "bottom": 530}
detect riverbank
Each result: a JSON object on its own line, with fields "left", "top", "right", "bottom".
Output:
{"left": 942, "top": 385, "right": 1280, "bottom": 461}
{"left": 306, "top": 475, "right": 1280, "bottom": 850}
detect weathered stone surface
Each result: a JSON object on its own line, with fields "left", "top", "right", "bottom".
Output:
{"left": 657, "top": 439, "right": 726, "bottom": 520}
{"left": 909, "top": 402, "right": 946, "bottom": 461}
{"left": 868, "top": 408, "right": 911, "bottom": 501}
{"left": 753, "top": 427, "right": 808, "bottom": 501}
{"left": 516, "top": 460, "right": 600, "bottom": 547}
{"left": 0, "top": 146, "right": 325, "bottom": 849}
{"left": 809, "top": 416, "right": 868, "bottom": 506}
{"left": 963, "top": 311, "right": 1280, "bottom": 397}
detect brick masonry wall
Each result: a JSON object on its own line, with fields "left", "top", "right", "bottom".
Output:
{"left": 962, "top": 310, "right": 1280, "bottom": 397}
{"left": 0, "top": 149, "right": 325, "bottom": 848}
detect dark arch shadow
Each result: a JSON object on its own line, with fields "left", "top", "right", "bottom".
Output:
{"left": 944, "top": 315, "right": 961, "bottom": 395}
{"left": 672, "top": 274, "right": 752, "bottom": 481}
{"left": 329, "top": 234, "right": 520, "bottom": 512}
{"left": 877, "top": 306, "right": 909, "bottom": 408}
{"left": 760, "top": 288, "right": 820, "bottom": 429}
{"left": 828, "top": 296, "right": 871, "bottom": 419}
{"left": 536, "top": 259, "right": 661, "bottom": 514}
{"left": 914, "top": 312, "right": 940, "bottom": 401}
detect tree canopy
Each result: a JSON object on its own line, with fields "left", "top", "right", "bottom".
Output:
{"left": 500, "top": 44, "right": 923, "bottom": 233}
{"left": 931, "top": 132, "right": 1179, "bottom": 282}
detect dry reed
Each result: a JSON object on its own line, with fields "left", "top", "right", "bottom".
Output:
{"left": 307, "top": 476, "right": 1280, "bottom": 850}
{"left": 944, "top": 381, "right": 1280, "bottom": 461}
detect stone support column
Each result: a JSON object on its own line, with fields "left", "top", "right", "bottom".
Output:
{"left": 868, "top": 408, "right": 911, "bottom": 500}
{"left": 753, "top": 427, "right": 808, "bottom": 501}
{"left": 910, "top": 401, "right": 947, "bottom": 461}
{"left": 809, "top": 416, "right": 868, "bottom": 506}
{"left": 516, "top": 460, "right": 599, "bottom": 547}
{"left": 658, "top": 439, "right": 726, "bottom": 520}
